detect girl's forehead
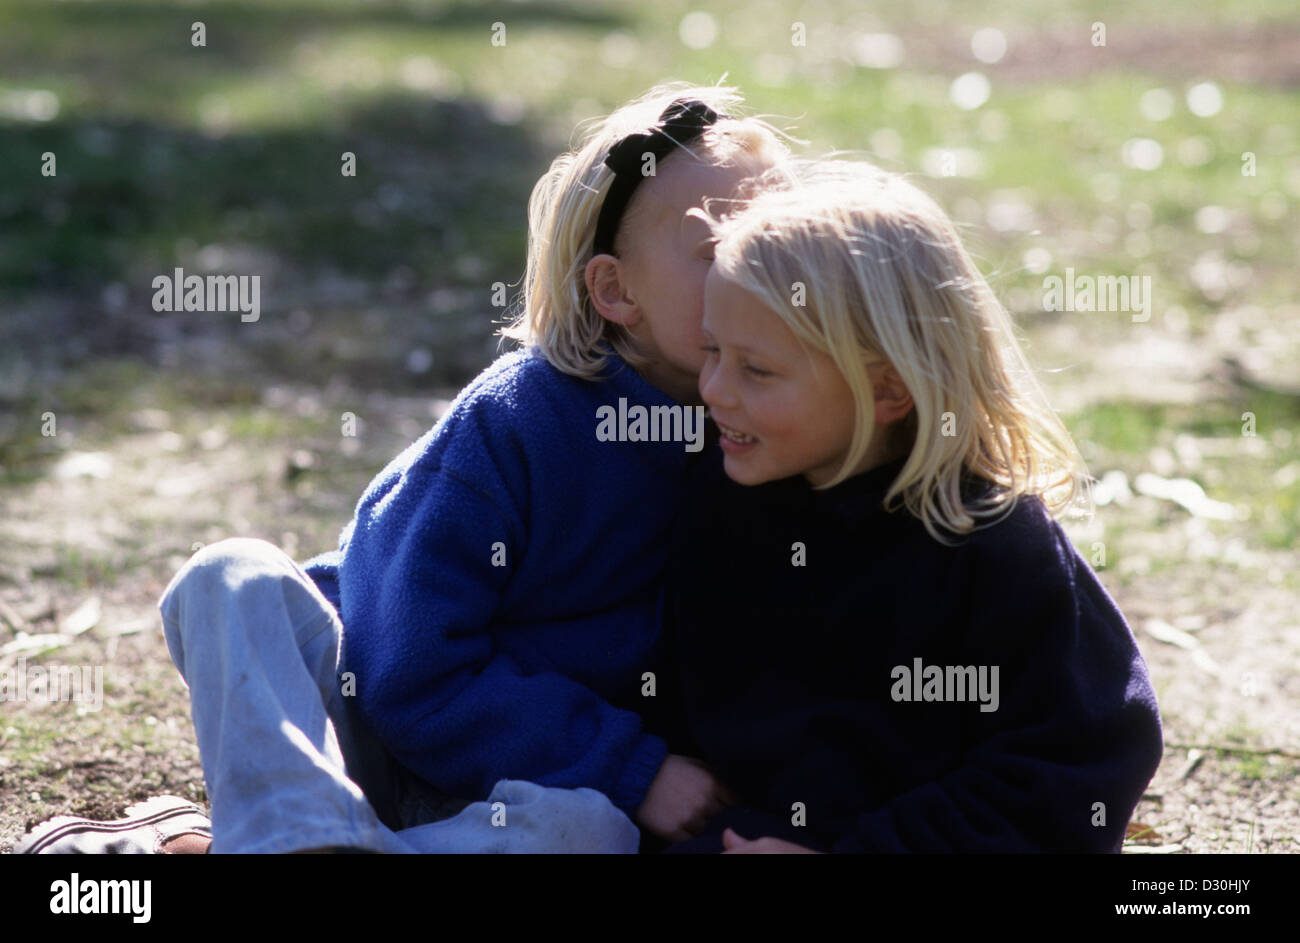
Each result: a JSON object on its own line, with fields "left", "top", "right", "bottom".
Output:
{"left": 644, "top": 157, "right": 758, "bottom": 214}
{"left": 706, "top": 276, "right": 785, "bottom": 338}
{"left": 632, "top": 165, "right": 761, "bottom": 249}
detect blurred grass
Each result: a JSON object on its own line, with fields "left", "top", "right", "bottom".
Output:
{"left": 1068, "top": 393, "right": 1300, "bottom": 550}
{"left": 0, "top": 0, "right": 1297, "bottom": 549}
{"left": 3, "top": 1, "right": 1296, "bottom": 296}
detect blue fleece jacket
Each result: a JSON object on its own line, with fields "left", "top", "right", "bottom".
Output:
{"left": 303, "top": 347, "right": 697, "bottom": 816}
{"left": 661, "top": 451, "right": 1165, "bottom": 853}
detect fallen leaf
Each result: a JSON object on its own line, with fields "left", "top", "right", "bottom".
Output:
{"left": 1134, "top": 472, "right": 1235, "bottom": 520}
{"left": 52, "top": 451, "right": 113, "bottom": 480}
{"left": 1125, "top": 821, "right": 1163, "bottom": 844}
{"left": 1144, "top": 619, "right": 1200, "bottom": 650}
{"left": 1190, "top": 648, "right": 1222, "bottom": 675}
{"left": 60, "top": 597, "right": 101, "bottom": 636}
{"left": 0, "top": 632, "right": 72, "bottom": 657}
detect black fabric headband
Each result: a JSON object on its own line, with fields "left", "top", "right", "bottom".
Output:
{"left": 591, "top": 98, "right": 726, "bottom": 257}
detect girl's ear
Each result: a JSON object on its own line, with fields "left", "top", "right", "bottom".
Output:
{"left": 584, "top": 254, "right": 640, "bottom": 327}
{"left": 872, "top": 363, "right": 914, "bottom": 426}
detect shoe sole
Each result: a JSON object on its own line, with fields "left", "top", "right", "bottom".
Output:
{"left": 17, "top": 796, "right": 212, "bottom": 854}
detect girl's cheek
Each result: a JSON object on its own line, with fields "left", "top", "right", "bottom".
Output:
{"left": 758, "top": 393, "right": 801, "bottom": 434}
{"left": 745, "top": 389, "right": 777, "bottom": 425}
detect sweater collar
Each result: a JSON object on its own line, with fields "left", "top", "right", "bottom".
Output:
{"left": 803, "top": 455, "right": 910, "bottom": 522}
{"left": 741, "top": 454, "right": 909, "bottom": 525}
{"left": 782, "top": 456, "right": 1003, "bottom": 528}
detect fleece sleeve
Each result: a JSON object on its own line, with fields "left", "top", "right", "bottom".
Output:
{"left": 832, "top": 519, "right": 1164, "bottom": 854}
{"left": 338, "top": 458, "right": 667, "bottom": 816}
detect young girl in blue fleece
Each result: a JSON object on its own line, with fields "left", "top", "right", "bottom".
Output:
{"left": 55, "top": 84, "right": 791, "bottom": 856}
{"left": 658, "top": 161, "right": 1164, "bottom": 854}
{"left": 294, "top": 85, "right": 786, "bottom": 851}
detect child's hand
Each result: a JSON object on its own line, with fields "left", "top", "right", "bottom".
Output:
{"left": 720, "top": 828, "right": 822, "bottom": 854}
{"left": 635, "top": 754, "right": 738, "bottom": 842}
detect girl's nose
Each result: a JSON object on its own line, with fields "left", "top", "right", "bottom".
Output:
{"left": 699, "top": 362, "right": 733, "bottom": 410}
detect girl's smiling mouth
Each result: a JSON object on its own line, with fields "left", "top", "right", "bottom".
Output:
{"left": 712, "top": 417, "right": 758, "bottom": 449}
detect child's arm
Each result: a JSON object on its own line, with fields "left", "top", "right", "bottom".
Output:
{"left": 341, "top": 465, "right": 670, "bottom": 817}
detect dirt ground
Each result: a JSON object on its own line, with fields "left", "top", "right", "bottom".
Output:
{"left": 1, "top": 305, "right": 1296, "bottom": 854}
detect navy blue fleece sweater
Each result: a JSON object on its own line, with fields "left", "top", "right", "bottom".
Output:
{"left": 662, "top": 451, "right": 1164, "bottom": 853}
{"left": 304, "top": 348, "right": 696, "bottom": 816}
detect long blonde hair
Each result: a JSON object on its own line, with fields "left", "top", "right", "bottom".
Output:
{"left": 705, "top": 159, "right": 1090, "bottom": 542}
{"left": 499, "top": 81, "right": 791, "bottom": 379}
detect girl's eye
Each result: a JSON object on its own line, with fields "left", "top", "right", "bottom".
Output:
{"left": 744, "top": 364, "right": 771, "bottom": 378}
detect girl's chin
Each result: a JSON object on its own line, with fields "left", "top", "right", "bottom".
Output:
{"left": 722, "top": 454, "right": 777, "bottom": 487}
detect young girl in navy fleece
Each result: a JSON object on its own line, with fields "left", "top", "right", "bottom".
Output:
{"left": 302, "top": 83, "right": 785, "bottom": 847}
{"left": 659, "top": 161, "right": 1164, "bottom": 854}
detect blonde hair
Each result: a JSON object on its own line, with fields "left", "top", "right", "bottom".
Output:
{"left": 499, "top": 81, "right": 792, "bottom": 379}
{"left": 704, "top": 159, "right": 1091, "bottom": 542}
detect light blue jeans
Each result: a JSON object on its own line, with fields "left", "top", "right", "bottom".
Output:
{"left": 158, "top": 537, "right": 641, "bottom": 854}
